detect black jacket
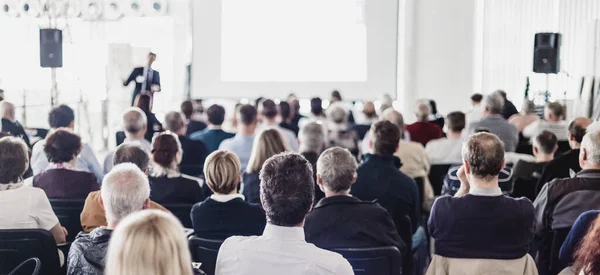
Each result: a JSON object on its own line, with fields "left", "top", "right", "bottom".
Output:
{"left": 305, "top": 196, "right": 405, "bottom": 254}
{"left": 178, "top": 135, "right": 209, "bottom": 177}
{"left": 301, "top": 152, "right": 325, "bottom": 204}
{"left": 149, "top": 175, "right": 205, "bottom": 204}
{"left": 2, "top": 119, "right": 31, "bottom": 147}
{"left": 241, "top": 172, "right": 260, "bottom": 204}
{"left": 67, "top": 228, "right": 112, "bottom": 275}
{"left": 124, "top": 67, "right": 160, "bottom": 103}
{"left": 537, "top": 149, "right": 581, "bottom": 194}
{"left": 351, "top": 154, "right": 420, "bottom": 233}
{"left": 502, "top": 100, "right": 519, "bottom": 119}
{"left": 191, "top": 197, "right": 266, "bottom": 239}
{"left": 144, "top": 112, "right": 163, "bottom": 142}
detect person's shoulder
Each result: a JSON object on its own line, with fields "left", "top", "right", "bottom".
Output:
{"left": 180, "top": 174, "right": 204, "bottom": 187}
{"left": 220, "top": 235, "right": 261, "bottom": 253}
{"left": 305, "top": 243, "right": 352, "bottom": 268}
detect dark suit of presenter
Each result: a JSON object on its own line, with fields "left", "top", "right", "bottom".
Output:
{"left": 123, "top": 66, "right": 160, "bottom": 106}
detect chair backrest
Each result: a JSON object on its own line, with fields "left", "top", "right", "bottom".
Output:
{"left": 429, "top": 165, "right": 452, "bottom": 196}
{"left": 189, "top": 236, "right": 225, "bottom": 275}
{"left": 9, "top": 258, "right": 41, "bottom": 275}
{"left": 396, "top": 215, "right": 412, "bottom": 275}
{"left": 0, "top": 230, "right": 60, "bottom": 275}
{"left": 511, "top": 177, "right": 538, "bottom": 202}
{"left": 49, "top": 199, "right": 85, "bottom": 243}
{"left": 331, "top": 247, "right": 403, "bottom": 275}
{"left": 556, "top": 141, "right": 571, "bottom": 156}
{"left": 162, "top": 204, "right": 194, "bottom": 228}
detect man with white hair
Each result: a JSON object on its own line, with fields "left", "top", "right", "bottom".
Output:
{"left": 67, "top": 163, "right": 151, "bottom": 275}
{"left": 533, "top": 127, "right": 600, "bottom": 274}
{"left": 468, "top": 93, "right": 519, "bottom": 152}
{"left": 298, "top": 121, "right": 326, "bottom": 203}
{"left": 0, "top": 101, "right": 30, "bottom": 147}
{"left": 103, "top": 107, "right": 150, "bottom": 173}
{"left": 406, "top": 101, "right": 442, "bottom": 146}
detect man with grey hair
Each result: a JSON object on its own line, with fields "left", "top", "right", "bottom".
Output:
{"left": 103, "top": 107, "right": 150, "bottom": 173}
{"left": 0, "top": 101, "right": 30, "bottom": 147}
{"left": 428, "top": 133, "right": 534, "bottom": 264}
{"left": 468, "top": 93, "right": 519, "bottom": 152}
{"left": 299, "top": 121, "right": 326, "bottom": 203}
{"left": 67, "top": 163, "right": 152, "bottom": 275}
{"left": 533, "top": 127, "right": 600, "bottom": 274}
{"left": 305, "top": 147, "right": 405, "bottom": 257}
{"left": 406, "top": 101, "right": 442, "bottom": 146}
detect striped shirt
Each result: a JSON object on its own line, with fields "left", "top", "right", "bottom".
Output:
{"left": 522, "top": 120, "right": 569, "bottom": 140}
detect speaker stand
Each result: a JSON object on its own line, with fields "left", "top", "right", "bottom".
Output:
{"left": 545, "top": 73, "right": 550, "bottom": 102}
{"left": 50, "top": 68, "right": 58, "bottom": 106}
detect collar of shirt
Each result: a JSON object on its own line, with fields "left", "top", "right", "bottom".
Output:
{"left": 210, "top": 193, "right": 245, "bottom": 202}
{"left": 469, "top": 186, "right": 503, "bottom": 197}
{"left": 47, "top": 162, "right": 79, "bottom": 172}
{"left": 262, "top": 223, "right": 305, "bottom": 242}
{"left": 208, "top": 125, "right": 223, "bottom": 130}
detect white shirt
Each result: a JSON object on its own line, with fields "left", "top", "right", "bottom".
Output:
{"left": 215, "top": 224, "right": 353, "bottom": 275}
{"left": 425, "top": 137, "right": 465, "bottom": 165}
{"left": 103, "top": 138, "right": 152, "bottom": 174}
{"left": 31, "top": 139, "right": 104, "bottom": 182}
{"left": 522, "top": 120, "right": 569, "bottom": 140}
{"left": 0, "top": 185, "right": 59, "bottom": 231}
{"left": 466, "top": 104, "right": 485, "bottom": 125}
{"left": 210, "top": 193, "right": 245, "bottom": 203}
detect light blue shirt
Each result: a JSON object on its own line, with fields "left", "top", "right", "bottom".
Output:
{"left": 219, "top": 133, "right": 255, "bottom": 172}
{"left": 31, "top": 139, "right": 104, "bottom": 182}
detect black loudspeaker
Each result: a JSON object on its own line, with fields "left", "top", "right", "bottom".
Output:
{"left": 533, "top": 32, "right": 561, "bottom": 74}
{"left": 39, "top": 29, "right": 63, "bottom": 68}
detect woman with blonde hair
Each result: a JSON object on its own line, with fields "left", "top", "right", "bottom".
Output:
{"left": 242, "top": 128, "right": 289, "bottom": 203}
{"left": 105, "top": 210, "right": 193, "bottom": 275}
{"left": 191, "top": 150, "right": 266, "bottom": 239}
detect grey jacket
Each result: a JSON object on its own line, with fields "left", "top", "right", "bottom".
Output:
{"left": 468, "top": 115, "right": 519, "bottom": 152}
{"left": 67, "top": 227, "right": 111, "bottom": 275}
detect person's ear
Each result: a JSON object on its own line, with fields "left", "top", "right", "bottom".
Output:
{"left": 316, "top": 174, "right": 323, "bottom": 185}
{"left": 351, "top": 172, "right": 357, "bottom": 184}
{"left": 143, "top": 198, "right": 151, "bottom": 209}
{"left": 553, "top": 145, "right": 558, "bottom": 153}
{"left": 533, "top": 146, "right": 539, "bottom": 155}
{"left": 369, "top": 139, "right": 374, "bottom": 150}
{"left": 98, "top": 195, "right": 105, "bottom": 210}
{"left": 463, "top": 160, "right": 471, "bottom": 175}
{"left": 569, "top": 134, "right": 575, "bottom": 142}
{"left": 500, "top": 159, "right": 506, "bottom": 170}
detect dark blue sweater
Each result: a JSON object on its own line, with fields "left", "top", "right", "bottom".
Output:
{"left": 191, "top": 197, "right": 266, "bottom": 240}
{"left": 428, "top": 194, "right": 535, "bottom": 259}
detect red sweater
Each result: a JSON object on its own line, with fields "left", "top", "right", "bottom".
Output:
{"left": 406, "top": 122, "right": 442, "bottom": 146}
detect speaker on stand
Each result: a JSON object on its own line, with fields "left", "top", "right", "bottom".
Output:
{"left": 533, "top": 32, "right": 561, "bottom": 101}
{"left": 40, "top": 28, "right": 62, "bottom": 106}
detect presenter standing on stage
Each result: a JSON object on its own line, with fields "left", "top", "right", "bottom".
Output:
{"left": 123, "top": 52, "right": 161, "bottom": 106}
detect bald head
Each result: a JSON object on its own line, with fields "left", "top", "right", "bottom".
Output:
{"left": 462, "top": 132, "right": 505, "bottom": 181}
{"left": 0, "top": 101, "right": 15, "bottom": 121}
{"left": 415, "top": 102, "right": 431, "bottom": 122}
{"left": 568, "top": 117, "right": 593, "bottom": 146}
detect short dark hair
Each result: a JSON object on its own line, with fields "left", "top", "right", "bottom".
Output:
{"left": 370, "top": 120, "right": 400, "bottom": 156}
{"left": 151, "top": 133, "right": 180, "bottom": 168}
{"left": 429, "top": 100, "right": 439, "bottom": 115}
{"left": 261, "top": 99, "right": 278, "bottom": 119}
{"left": 534, "top": 131, "right": 558, "bottom": 154}
{"left": 471, "top": 94, "right": 483, "bottom": 103}
{"left": 48, "top": 105, "right": 75, "bottom": 128}
{"left": 135, "top": 94, "right": 152, "bottom": 114}
{"left": 496, "top": 90, "right": 507, "bottom": 100}
{"left": 279, "top": 101, "right": 291, "bottom": 120}
{"left": 44, "top": 128, "right": 82, "bottom": 163}
{"left": 260, "top": 153, "right": 314, "bottom": 226}
{"left": 164, "top": 111, "right": 184, "bottom": 133}
{"left": 113, "top": 143, "right": 150, "bottom": 171}
{"left": 310, "top": 98, "right": 323, "bottom": 116}
{"left": 569, "top": 121, "right": 587, "bottom": 143}
{"left": 331, "top": 90, "right": 342, "bottom": 101}
{"left": 447, "top": 112, "right": 466, "bottom": 132}
{"left": 238, "top": 104, "right": 257, "bottom": 126}
{"left": 462, "top": 132, "right": 504, "bottom": 180}
{"left": 180, "top": 100, "right": 194, "bottom": 119}
{"left": 207, "top": 104, "right": 226, "bottom": 126}
{"left": 0, "top": 137, "right": 29, "bottom": 183}
{"left": 546, "top": 102, "right": 565, "bottom": 119}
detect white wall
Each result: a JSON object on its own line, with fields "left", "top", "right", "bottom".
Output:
{"left": 401, "top": 0, "right": 478, "bottom": 122}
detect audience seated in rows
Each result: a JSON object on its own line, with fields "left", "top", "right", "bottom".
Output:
{"left": 0, "top": 101, "right": 30, "bottom": 147}
{"left": 509, "top": 100, "right": 540, "bottom": 132}
{"left": 0, "top": 137, "right": 67, "bottom": 246}
{"left": 278, "top": 101, "right": 299, "bottom": 136}
{"left": 148, "top": 132, "right": 205, "bottom": 204}
{"left": 219, "top": 104, "right": 258, "bottom": 171}
{"left": 104, "top": 107, "right": 151, "bottom": 174}
{"left": 326, "top": 103, "right": 360, "bottom": 158}
{"left": 305, "top": 147, "right": 405, "bottom": 254}
{"left": 215, "top": 153, "right": 353, "bottom": 275}
{"left": 496, "top": 90, "right": 519, "bottom": 120}
{"left": 135, "top": 94, "right": 163, "bottom": 142}
{"left": 191, "top": 150, "right": 266, "bottom": 239}
{"left": 466, "top": 93, "right": 484, "bottom": 124}
{"left": 428, "top": 133, "right": 535, "bottom": 267}
{"left": 181, "top": 100, "right": 207, "bottom": 137}
{"left": 190, "top": 104, "right": 234, "bottom": 153}
{"left": 105, "top": 210, "right": 196, "bottom": 275}
{"left": 468, "top": 93, "right": 519, "bottom": 152}
{"left": 31, "top": 104, "right": 104, "bottom": 181}
{"left": 68, "top": 163, "right": 152, "bottom": 275}
{"left": 406, "top": 101, "right": 442, "bottom": 146}
{"left": 33, "top": 128, "right": 99, "bottom": 199}
{"left": 298, "top": 122, "right": 327, "bottom": 203}
{"left": 258, "top": 99, "right": 299, "bottom": 151}
{"left": 81, "top": 143, "right": 167, "bottom": 233}
{"left": 533, "top": 124, "right": 600, "bottom": 274}
{"left": 536, "top": 117, "right": 592, "bottom": 192}
{"left": 165, "top": 111, "right": 208, "bottom": 176}
{"left": 559, "top": 210, "right": 600, "bottom": 271}
{"left": 523, "top": 102, "right": 568, "bottom": 141}
{"left": 352, "top": 120, "right": 421, "bottom": 234}
{"left": 512, "top": 131, "right": 558, "bottom": 201}
{"left": 242, "top": 129, "right": 289, "bottom": 204}
{"left": 426, "top": 111, "right": 466, "bottom": 165}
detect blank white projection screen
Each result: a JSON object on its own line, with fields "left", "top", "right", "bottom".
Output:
{"left": 192, "top": 0, "right": 398, "bottom": 99}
